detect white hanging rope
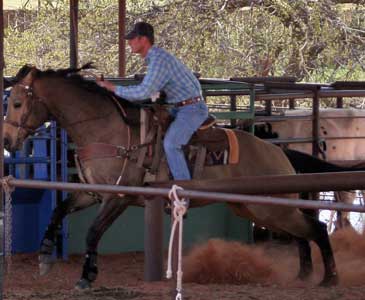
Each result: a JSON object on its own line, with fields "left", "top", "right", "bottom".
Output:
{"left": 2, "top": 175, "right": 15, "bottom": 272}
{"left": 166, "top": 184, "right": 188, "bottom": 300}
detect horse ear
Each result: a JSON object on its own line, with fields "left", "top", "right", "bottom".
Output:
{"left": 22, "top": 67, "right": 38, "bottom": 86}
{"left": 4, "top": 77, "right": 13, "bottom": 89}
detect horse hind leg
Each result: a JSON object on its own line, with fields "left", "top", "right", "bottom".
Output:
{"left": 39, "top": 191, "right": 97, "bottom": 276}
{"left": 334, "top": 191, "right": 354, "bottom": 230}
{"left": 276, "top": 210, "right": 338, "bottom": 286}
{"left": 75, "top": 196, "right": 131, "bottom": 290}
{"left": 302, "top": 214, "right": 338, "bottom": 286}
{"left": 295, "top": 237, "right": 313, "bottom": 281}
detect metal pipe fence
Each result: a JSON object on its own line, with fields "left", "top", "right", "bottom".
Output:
{"left": 2, "top": 172, "right": 365, "bottom": 212}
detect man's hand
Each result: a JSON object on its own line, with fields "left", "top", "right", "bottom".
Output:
{"left": 97, "top": 80, "right": 116, "bottom": 92}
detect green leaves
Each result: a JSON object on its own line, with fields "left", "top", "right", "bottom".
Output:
{"left": 4, "top": 0, "right": 365, "bottom": 82}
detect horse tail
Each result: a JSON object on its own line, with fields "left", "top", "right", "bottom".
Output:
{"left": 283, "top": 149, "right": 365, "bottom": 173}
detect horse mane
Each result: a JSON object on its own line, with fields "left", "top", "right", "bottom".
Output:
{"left": 15, "top": 62, "right": 141, "bottom": 125}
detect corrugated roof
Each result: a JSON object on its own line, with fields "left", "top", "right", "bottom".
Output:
{"left": 5, "top": 0, "right": 39, "bottom": 10}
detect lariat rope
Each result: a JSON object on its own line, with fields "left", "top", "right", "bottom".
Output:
{"left": 2, "top": 175, "right": 15, "bottom": 272}
{"left": 166, "top": 184, "right": 188, "bottom": 300}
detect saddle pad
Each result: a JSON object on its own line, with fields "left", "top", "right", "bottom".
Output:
{"left": 222, "top": 128, "right": 239, "bottom": 164}
{"left": 190, "top": 128, "right": 239, "bottom": 166}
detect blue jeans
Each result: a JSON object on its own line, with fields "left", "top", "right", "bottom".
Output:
{"left": 163, "top": 101, "right": 208, "bottom": 180}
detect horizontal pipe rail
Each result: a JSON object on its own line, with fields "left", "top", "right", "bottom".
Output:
{"left": 152, "top": 171, "right": 365, "bottom": 196}
{"left": 264, "top": 136, "right": 365, "bottom": 145}
{"left": 4, "top": 157, "right": 50, "bottom": 164}
{"left": 256, "top": 92, "right": 313, "bottom": 100}
{"left": 264, "top": 137, "right": 317, "bottom": 144}
{"left": 255, "top": 115, "right": 365, "bottom": 123}
{"left": 2, "top": 172, "right": 365, "bottom": 212}
{"left": 255, "top": 90, "right": 365, "bottom": 101}
{"left": 319, "top": 90, "right": 365, "bottom": 98}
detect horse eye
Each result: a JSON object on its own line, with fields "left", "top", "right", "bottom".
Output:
{"left": 13, "top": 101, "right": 22, "bottom": 109}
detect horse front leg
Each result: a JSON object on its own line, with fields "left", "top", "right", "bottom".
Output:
{"left": 39, "top": 191, "right": 97, "bottom": 275}
{"left": 75, "top": 196, "right": 131, "bottom": 290}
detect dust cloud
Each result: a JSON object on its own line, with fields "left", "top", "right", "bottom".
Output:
{"left": 183, "top": 227, "right": 365, "bottom": 287}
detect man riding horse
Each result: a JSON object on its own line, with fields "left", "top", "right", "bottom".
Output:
{"left": 98, "top": 21, "right": 208, "bottom": 181}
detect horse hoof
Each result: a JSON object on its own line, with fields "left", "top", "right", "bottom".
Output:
{"left": 39, "top": 262, "right": 53, "bottom": 276}
{"left": 39, "top": 254, "right": 54, "bottom": 276}
{"left": 319, "top": 274, "right": 339, "bottom": 287}
{"left": 75, "top": 278, "right": 91, "bottom": 290}
{"left": 297, "top": 271, "right": 312, "bottom": 281}
{"left": 297, "top": 266, "right": 313, "bottom": 281}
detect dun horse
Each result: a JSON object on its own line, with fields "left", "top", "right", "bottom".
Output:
{"left": 3, "top": 64, "right": 338, "bottom": 288}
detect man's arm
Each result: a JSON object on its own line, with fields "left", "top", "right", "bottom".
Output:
{"left": 114, "top": 54, "right": 170, "bottom": 101}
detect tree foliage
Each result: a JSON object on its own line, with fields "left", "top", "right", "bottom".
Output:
{"left": 4, "top": 0, "right": 365, "bottom": 82}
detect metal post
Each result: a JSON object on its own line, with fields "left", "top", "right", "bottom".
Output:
{"left": 230, "top": 95, "right": 237, "bottom": 127}
{"left": 69, "top": 0, "right": 78, "bottom": 68}
{"left": 0, "top": 1, "right": 4, "bottom": 298}
{"left": 60, "top": 129, "right": 68, "bottom": 259}
{"left": 312, "top": 89, "right": 320, "bottom": 157}
{"left": 144, "top": 196, "right": 164, "bottom": 281}
{"left": 289, "top": 99, "right": 295, "bottom": 109}
{"left": 336, "top": 97, "right": 343, "bottom": 108}
{"left": 311, "top": 88, "right": 320, "bottom": 201}
{"left": 144, "top": 142, "right": 165, "bottom": 282}
{"left": 265, "top": 99, "right": 272, "bottom": 116}
{"left": 118, "top": 0, "right": 126, "bottom": 77}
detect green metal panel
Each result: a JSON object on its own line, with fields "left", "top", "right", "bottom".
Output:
{"left": 211, "top": 111, "right": 253, "bottom": 120}
{"left": 67, "top": 203, "right": 251, "bottom": 254}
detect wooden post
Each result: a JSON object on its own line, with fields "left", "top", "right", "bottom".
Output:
{"left": 0, "top": 1, "right": 4, "bottom": 298}
{"left": 69, "top": 0, "right": 78, "bottom": 68}
{"left": 118, "top": 0, "right": 126, "bottom": 77}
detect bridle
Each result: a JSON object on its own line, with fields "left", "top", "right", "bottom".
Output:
{"left": 4, "top": 83, "right": 48, "bottom": 137}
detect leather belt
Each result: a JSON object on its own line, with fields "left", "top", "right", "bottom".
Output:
{"left": 175, "top": 96, "right": 203, "bottom": 108}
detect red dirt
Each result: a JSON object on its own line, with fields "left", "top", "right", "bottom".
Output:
{"left": 4, "top": 227, "right": 365, "bottom": 300}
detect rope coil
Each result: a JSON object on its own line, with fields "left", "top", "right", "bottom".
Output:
{"left": 166, "top": 184, "right": 188, "bottom": 300}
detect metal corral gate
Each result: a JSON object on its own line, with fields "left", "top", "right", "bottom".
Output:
{"left": 3, "top": 92, "right": 69, "bottom": 255}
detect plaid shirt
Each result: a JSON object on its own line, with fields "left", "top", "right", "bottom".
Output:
{"left": 115, "top": 46, "right": 202, "bottom": 104}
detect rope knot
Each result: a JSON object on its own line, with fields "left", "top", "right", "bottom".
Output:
{"left": 166, "top": 184, "right": 188, "bottom": 298}
{"left": 168, "top": 184, "right": 188, "bottom": 219}
{"left": 2, "top": 175, "right": 15, "bottom": 195}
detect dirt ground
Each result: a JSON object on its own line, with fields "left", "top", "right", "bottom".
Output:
{"left": 4, "top": 227, "right": 365, "bottom": 300}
